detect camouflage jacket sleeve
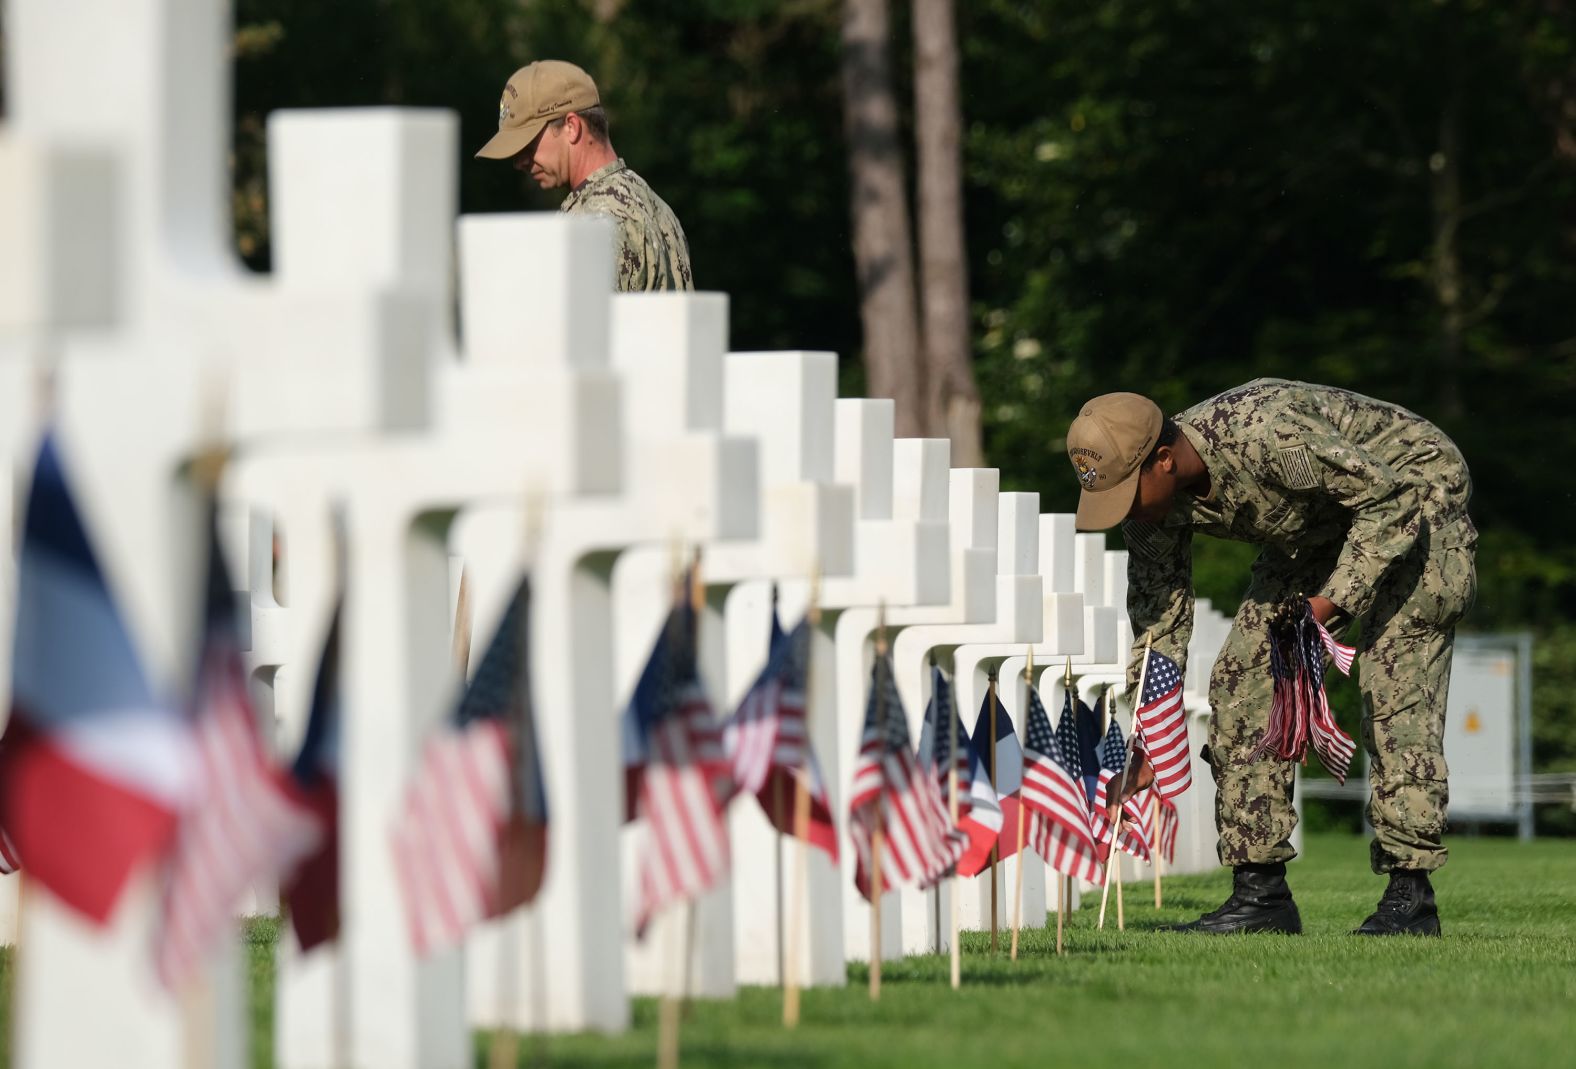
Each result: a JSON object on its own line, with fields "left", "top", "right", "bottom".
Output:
{"left": 1273, "top": 413, "right": 1425, "bottom": 619}
{"left": 1122, "top": 519, "right": 1194, "bottom": 689}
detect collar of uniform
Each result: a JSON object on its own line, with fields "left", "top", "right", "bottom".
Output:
{"left": 567, "top": 157, "right": 627, "bottom": 199}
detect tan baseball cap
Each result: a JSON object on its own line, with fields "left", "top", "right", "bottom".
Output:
{"left": 1066, "top": 393, "right": 1163, "bottom": 531}
{"left": 475, "top": 60, "right": 600, "bottom": 160}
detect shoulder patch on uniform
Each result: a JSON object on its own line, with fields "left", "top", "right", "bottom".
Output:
{"left": 1120, "top": 520, "right": 1171, "bottom": 562}
{"left": 1276, "top": 444, "right": 1320, "bottom": 490}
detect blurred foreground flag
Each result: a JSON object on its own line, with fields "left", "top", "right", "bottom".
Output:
{"left": 280, "top": 593, "right": 345, "bottom": 953}
{"left": 155, "top": 498, "right": 321, "bottom": 990}
{"left": 394, "top": 576, "right": 549, "bottom": 956}
{"left": 0, "top": 433, "right": 196, "bottom": 923}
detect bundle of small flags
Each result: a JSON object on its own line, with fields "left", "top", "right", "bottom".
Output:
{"left": 1253, "top": 598, "right": 1357, "bottom": 783}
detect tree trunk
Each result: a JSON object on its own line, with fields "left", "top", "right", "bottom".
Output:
{"left": 912, "top": 0, "right": 983, "bottom": 465}
{"left": 840, "top": 0, "right": 925, "bottom": 437}
{"left": 1428, "top": 93, "right": 1465, "bottom": 422}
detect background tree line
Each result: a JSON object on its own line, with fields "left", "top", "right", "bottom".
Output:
{"left": 225, "top": 0, "right": 1576, "bottom": 835}
{"left": 12, "top": 0, "right": 1574, "bottom": 830}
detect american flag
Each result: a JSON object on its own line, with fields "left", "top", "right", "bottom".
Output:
{"left": 1306, "top": 612, "right": 1357, "bottom": 782}
{"left": 1056, "top": 688, "right": 1103, "bottom": 808}
{"left": 1133, "top": 649, "right": 1192, "bottom": 798}
{"left": 848, "top": 651, "right": 965, "bottom": 898}
{"left": 155, "top": 502, "right": 321, "bottom": 990}
{"left": 625, "top": 596, "right": 732, "bottom": 936}
{"left": 1317, "top": 618, "right": 1356, "bottom": 674}
{"left": 725, "top": 611, "right": 837, "bottom": 861}
{"left": 280, "top": 595, "right": 343, "bottom": 953}
{"left": 393, "top": 575, "right": 550, "bottom": 956}
{"left": 1020, "top": 686, "right": 1102, "bottom": 883}
{"left": 915, "top": 665, "right": 971, "bottom": 810}
{"left": 1090, "top": 718, "right": 1152, "bottom": 863}
{"left": 1157, "top": 795, "right": 1179, "bottom": 865}
{"left": 1255, "top": 602, "right": 1357, "bottom": 783}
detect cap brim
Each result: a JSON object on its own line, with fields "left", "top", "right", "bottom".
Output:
{"left": 474, "top": 117, "right": 549, "bottom": 160}
{"left": 1075, "top": 469, "right": 1141, "bottom": 532}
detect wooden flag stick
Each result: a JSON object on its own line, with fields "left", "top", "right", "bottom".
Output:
{"left": 1057, "top": 656, "right": 1073, "bottom": 956}
{"left": 488, "top": 924, "right": 520, "bottom": 1069}
{"left": 658, "top": 927, "right": 682, "bottom": 1069}
{"left": 1056, "top": 874, "right": 1067, "bottom": 956}
{"left": 947, "top": 656, "right": 961, "bottom": 989}
{"left": 869, "top": 604, "right": 887, "bottom": 1002}
{"left": 1152, "top": 792, "right": 1164, "bottom": 910}
{"left": 783, "top": 570, "right": 821, "bottom": 1028}
{"left": 770, "top": 586, "right": 787, "bottom": 1002}
{"left": 1010, "top": 648, "right": 1032, "bottom": 961}
{"left": 679, "top": 553, "right": 706, "bottom": 1018}
{"left": 784, "top": 772, "right": 811, "bottom": 1026}
{"left": 453, "top": 565, "right": 473, "bottom": 675}
{"left": 1097, "top": 843, "right": 1117, "bottom": 929}
{"left": 987, "top": 673, "right": 1000, "bottom": 954}
{"left": 1116, "top": 853, "right": 1125, "bottom": 930}
{"left": 870, "top": 822, "right": 884, "bottom": 1002}
{"left": 773, "top": 770, "right": 786, "bottom": 988}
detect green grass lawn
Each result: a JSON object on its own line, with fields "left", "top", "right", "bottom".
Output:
{"left": 118, "top": 831, "right": 1576, "bottom": 1067}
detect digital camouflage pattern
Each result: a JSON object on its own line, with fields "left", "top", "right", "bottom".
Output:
{"left": 560, "top": 159, "right": 693, "bottom": 292}
{"left": 1119, "top": 379, "right": 1476, "bottom": 873}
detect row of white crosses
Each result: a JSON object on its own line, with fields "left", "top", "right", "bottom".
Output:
{"left": 0, "top": 2, "right": 1237, "bottom": 1068}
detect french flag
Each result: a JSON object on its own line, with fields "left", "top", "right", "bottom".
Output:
{"left": 956, "top": 690, "right": 1024, "bottom": 877}
{"left": 279, "top": 597, "right": 343, "bottom": 952}
{"left": 0, "top": 433, "right": 196, "bottom": 923}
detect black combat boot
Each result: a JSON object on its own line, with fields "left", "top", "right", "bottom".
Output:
{"left": 1353, "top": 870, "right": 1441, "bottom": 936}
{"left": 1165, "top": 862, "right": 1302, "bottom": 934}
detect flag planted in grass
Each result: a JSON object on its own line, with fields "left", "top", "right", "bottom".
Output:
{"left": 957, "top": 689, "right": 1023, "bottom": 876}
{"left": 1132, "top": 648, "right": 1191, "bottom": 798}
{"left": 0, "top": 433, "right": 198, "bottom": 923}
{"left": 849, "top": 651, "right": 964, "bottom": 898}
{"left": 1020, "top": 685, "right": 1102, "bottom": 883}
{"left": 915, "top": 665, "right": 971, "bottom": 809}
{"left": 726, "top": 609, "right": 837, "bottom": 861}
{"left": 155, "top": 498, "right": 321, "bottom": 990}
{"left": 394, "top": 576, "right": 549, "bottom": 956}
{"left": 626, "top": 589, "right": 732, "bottom": 936}
{"left": 1053, "top": 689, "right": 1095, "bottom": 805}
{"left": 1090, "top": 718, "right": 1152, "bottom": 864}
{"left": 1254, "top": 599, "right": 1357, "bottom": 783}
{"left": 1157, "top": 794, "right": 1179, "bottom": 865}
{"left": 917, "top": 672, "right": 997, "bottom": 878}
{"left": 280, "top": 594, "right": 344, "bottom": 953}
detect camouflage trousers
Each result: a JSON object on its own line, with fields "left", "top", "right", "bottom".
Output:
{"left": 1206, "top": 529, "right": 1477, "bottom": 873}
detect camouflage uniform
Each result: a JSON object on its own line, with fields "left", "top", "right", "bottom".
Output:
{"left": 561, "top": 159, "right": 694, "bottom": 292}
{"left": 1122, "top": 379, "right": 1476, "bottom": 874}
